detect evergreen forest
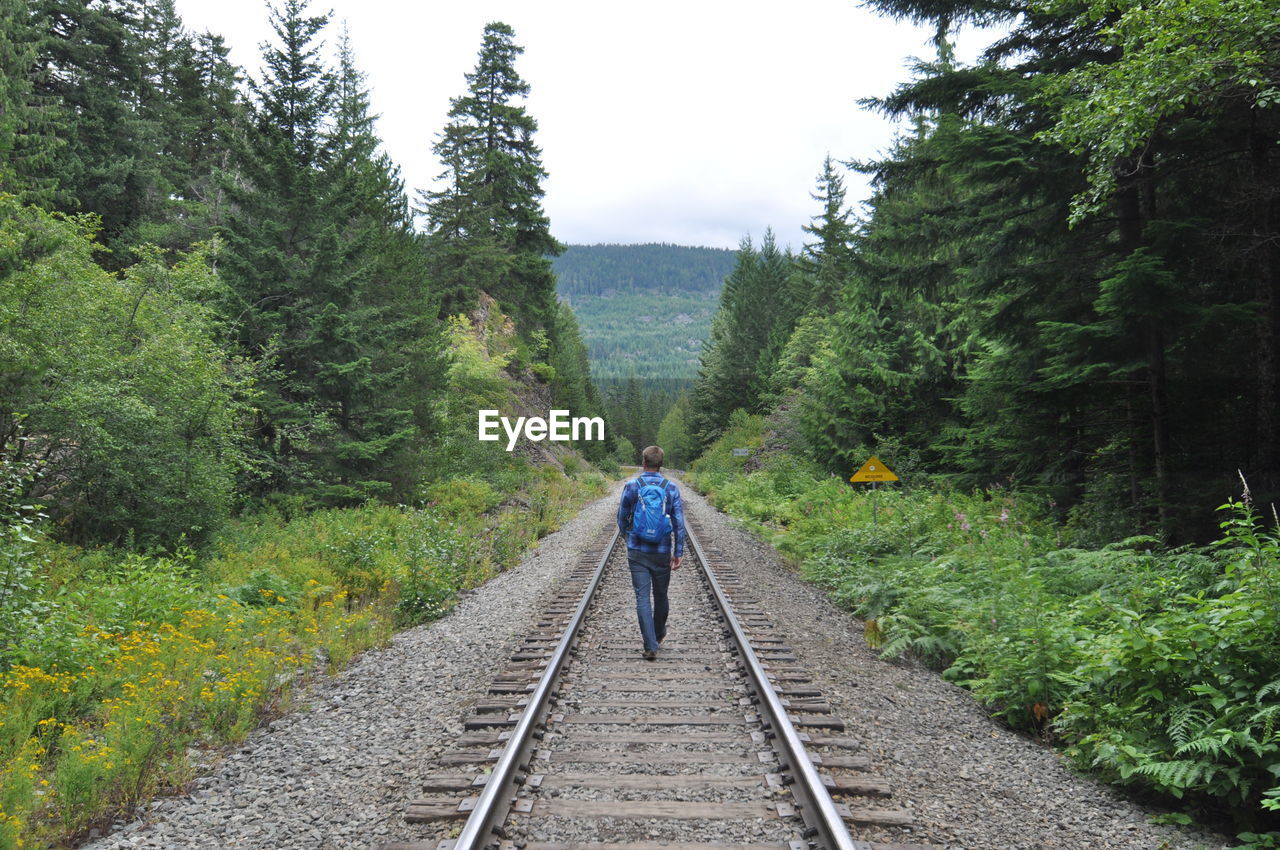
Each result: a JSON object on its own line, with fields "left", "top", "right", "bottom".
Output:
{"left": 553, "top": 243, "right": 733, "bottom": 385}
{"left": 553, "top": 244, "right": 735, "bottom": 464}
{"left": 2, "top": 0, "right": 1280, "bottom": 845}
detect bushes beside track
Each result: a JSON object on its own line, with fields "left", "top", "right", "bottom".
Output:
{"left": 0, "top": 456, "right": 604, "bottom": 849}
{"left": 691, "top": 416, "right": 1280, "bottom": 839}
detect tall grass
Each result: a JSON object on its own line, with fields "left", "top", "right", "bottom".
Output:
{"left": 0, "top": 456, "right": 604, "bottom": 849}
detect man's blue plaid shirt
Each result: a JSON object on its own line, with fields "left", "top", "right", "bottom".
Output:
{"left": 617, "top": 471, "right": 685, "bottom": 557}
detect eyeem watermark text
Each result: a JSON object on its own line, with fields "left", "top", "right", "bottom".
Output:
{"left": 478, "top": 409, "right": 605, "bottom": 451}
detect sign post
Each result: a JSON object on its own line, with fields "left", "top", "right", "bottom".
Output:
{"left": 849, "top": 456, "right": 899, "bottom": 529}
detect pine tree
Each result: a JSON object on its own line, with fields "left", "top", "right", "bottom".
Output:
{"left": 748, "top": 231, "right": 807, "bottom": 402}
{"left": 656, "top": 394, "right": 698, "bottom": 470}
{"left": 689, "top": 231, "right": 804, "bottom": 446}
{"left": 310, "top": 28, "right": 447, "bottom": 501}
{"left": 128, "top": 7, "right": 243, "bottom": 253}
{"left": 419, "top": 21, "right": 562, "bottom": 335}
{"left": 0, "top": 0, "right": 63, "bottom": 204}
{"left": 21, "top": 1, "right": 239, "bottom": 253}
{"left": 800, "top": 155, "right": 856, "bottom": 312}
{"left": 220, "top": 3, "right": 451, "bottom": 504}
{"left": 120, "top": 0, "right": 211, "bottom": 252}
{"left": 689, "top": 238, "right": 758, "bottom": 447}
{"left": 171, "top": 31, "right": 241, "bottom": 245}
{"left": 31, "top": 0, "right": 151, "bottom": 245}
{"left": 218, "top": 0, "right": 339, "bottom": 496}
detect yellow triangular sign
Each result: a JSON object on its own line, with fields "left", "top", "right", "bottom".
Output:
{"left": 850, "top": 456, "right": 898, "bottom": 483}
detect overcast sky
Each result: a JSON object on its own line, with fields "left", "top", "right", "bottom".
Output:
{"left": 172, "top": 0, "right": 996, "bottom": 251}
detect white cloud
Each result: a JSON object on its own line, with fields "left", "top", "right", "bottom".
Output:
{"left": 173, "top": 0, "right": 999, "bottom": 250}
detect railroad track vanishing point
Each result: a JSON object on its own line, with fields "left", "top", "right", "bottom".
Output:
{"left": 381, "top": 515, "right": 936, "bottom": 850}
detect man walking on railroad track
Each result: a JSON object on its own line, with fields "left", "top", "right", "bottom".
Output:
{"left": 617, "top": 445, "right": 685, "bottom": 661}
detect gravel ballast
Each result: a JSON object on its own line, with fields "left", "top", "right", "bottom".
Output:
{"left": 82, "top": 477, "right": 1235, "bottom": 849}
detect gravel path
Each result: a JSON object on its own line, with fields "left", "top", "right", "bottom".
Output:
{"left": 81, "top": 476, "right": 1236, "bottom": 850}
{"left": 679, "top": 481, "right": 1234, "bottom": 850}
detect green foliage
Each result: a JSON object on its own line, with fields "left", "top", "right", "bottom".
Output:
{"left": 22, "top": 0, "right": 243, "bottom": 259}
{"left": 1038, "top": 0, "right": 1280, "bottom": 222}
{"left": 3, "top": 0, "right": 596, "bottom": 566}
{"left": 394, "top": 508, "right": 475, "bottom": 626}
{"left": 419, "top": 21, "right": 561, "bottom": 335}
{"left": 0, "top": 0, "right": 63, "bottom": 206}
{"left": 686, "top": 409, "right": 765, "bottom": 492}
{"left": 553, "top": 243, "right": 737, "bottom": 297}
{"left": 695, "top": 415, "right": 1280, "bottom": 828}
{"left": 827, "top": 0, "right": 1280, "bottom": 543}
{"left": 219, "top": 0, "right": 447, "bottom": 507}
{"left": 548, "top": 302, "right": 611, "bottom": 462}
{"left": 602, "top": 376, "right": 684, "bottom": 459}
{"left": 0, "top": 200, "right": 246, "bottom": 548}
{"left": 1239, "top": 832, "right": 1280, "bottom": 850}
{"left": 226, "top": 568, "right": 297, "bottom": 609}
{"left": 0, "top": 450, "right": 46, "bottom": 671}
{"left": 425, "top": 313, "right": 523, "bottom": 486}
{"left": 612, "top": 435, "right": 637, "bottom": 466}
{"left": 759, "top": 313, "right": 834, "bottom": 412}
{"left": 798, "top": 156, "right": 856, "bottom": 313}
{"left": 1056, "top": 499, "right": 1280, "bottom": 824}
{"left": 423, "top": 477, "right": 501, "bottom": 519}
{"left": 690, "top": 232, "right": 807, "bottom": 448}
{"left": 656, "top": 395, "right": 699, "bottom": 470}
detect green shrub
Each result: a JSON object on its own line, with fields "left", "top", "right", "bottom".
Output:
{"left": 395, "top": 508, "right": 475, "bottom": 627}
{"left": 226, "top": 569, "right": 298, "bottom": 608}
{"left": 688, "top": 409, "right": 762, "bottom": 492}
{"left": 560, "top": 454, "right": 583, "bottom": 478}
{"left": 1, "top": 203, "right": 246, "bottom": 549}
{"left": 422, "top": 473, "right": 496, "bottom": 522}
{"left": 1055, "top": 499, "right": 1280, "bottom": 827}
{"left": 0, "top": 452, "right": 47, "bottom": 672}
{"left": 694, "top": 412, "right": 1280, "bottom": 834}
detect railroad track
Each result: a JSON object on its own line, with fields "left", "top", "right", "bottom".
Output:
{"left": 382, "top": 517, "right": 933, "bottom": 850}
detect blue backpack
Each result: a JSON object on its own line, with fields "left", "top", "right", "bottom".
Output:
{"left": 631, "top": 476, "right": 672, "bottom": 542}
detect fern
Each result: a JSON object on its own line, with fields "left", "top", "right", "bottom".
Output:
{"left": 1174, "top": 734, "right": 1231, "bottom": 759}
{"left": 1167, "top": 704, "right": 1214, "bottom": 749}
{"left": 1131, "top": 759, "right": 1206, "bottom": 793}
{"left": 1249, "top": 702, "right": 1280, "bottom": 742}
{"left": 1257, "top": 678, "right": 1280, "bottom": 702}
{"left": 904, "top": 631, "right": 960, "bottom": 662}
{"left": 1103, "top": 535, "right": 1163, "bottom": 552}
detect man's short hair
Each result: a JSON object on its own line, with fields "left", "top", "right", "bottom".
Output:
{"left": 641, "top": 445, "right": 664, "bottom": 469}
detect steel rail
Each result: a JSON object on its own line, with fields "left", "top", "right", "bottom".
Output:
{"left": 685, "top": 522, "right": 858, "bottom": 850}
{"left": 451, "top": 527, "right": 621, "bottom": 850}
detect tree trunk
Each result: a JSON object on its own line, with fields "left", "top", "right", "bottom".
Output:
{"left": 1147, "top": 321, "right": 1171, "bottom": 533}
{"left": 1117, "top": 150, "right": 1171, "bottom": 534}
{"left": 1251, "top": 112, "right": 1280, "bottom": 479}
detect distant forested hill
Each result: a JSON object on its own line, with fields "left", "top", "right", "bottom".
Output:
{"left": 554, "top": 244, "right": 735, "bottom": 384}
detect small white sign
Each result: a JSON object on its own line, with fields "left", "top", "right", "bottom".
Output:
{"left": 731, "top": 448, "right": 750, "bottom": 457}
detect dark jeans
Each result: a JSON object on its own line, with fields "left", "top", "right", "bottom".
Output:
{"left": 627, "top": 548, "right": 671, "bottom": 653}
